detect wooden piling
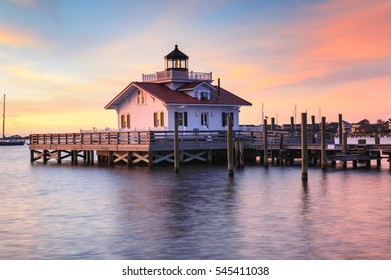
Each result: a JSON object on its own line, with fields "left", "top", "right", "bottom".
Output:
{"left": 127, "top": 151, "right": 132, "bottom": 168}
{"left": 208, "top": 150, "right": 213, "bottom": 163}
{"left": 338, "top": 114, "right": 343, "bottom": 145}
{"left": 301, "top": 112, "right": 308, "bottom": 181}
{"left": 342, "top": 132, "right": 348, "bottom": 152}
{"left": 321, "top": 116, "right": 327, "bottom": 170}
{"left": 374, "top": 132, "right": 381, "bottom": 167}
{"left": 271, "top": 117, "right": 275, "bottom": 131}
{"left": 107, "top": 151, "right": 113, "bottom": 166}
{"left": 174, "top": 117, "right": 179, "bottom": 173}
{"left": 30, "top": 150, "right": 34, "bottom": 163}
{"left": 311, "top": 115, "right": 316, "bottom": 143}
{"left": 263, "top": 118, "right": 268, "bottom": 168}
{"left": 57, "top": 150, "right": 62, "bottom": 164}
{"left": 290, "top": 116, "right": 294, "bottom": 130}
{"left": 43, "top": 150, "right": 48, "bottom": 164}
{"left": 238, "top": 140, "right": 244, "bottom": 167}
{"left": 227, "top": 114, "right": 234, "bottom": 176}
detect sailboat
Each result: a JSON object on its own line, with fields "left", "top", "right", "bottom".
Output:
{"left": 0, "top": 94, "right": 25, "bottom": 146}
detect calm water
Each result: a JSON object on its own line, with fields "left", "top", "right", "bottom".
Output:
{"left": 1, "top": 143, "right": 391, "bottom": 260}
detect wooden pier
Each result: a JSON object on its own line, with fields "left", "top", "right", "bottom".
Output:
{"left": 29, "top": 129, "right": 391, "bottom": 170}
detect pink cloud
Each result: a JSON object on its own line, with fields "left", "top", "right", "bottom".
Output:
{"left": 9, "top": 0, "right": 37, "bottom": 8}
{"left": 0, "top": 25, "right": 44, "bottom": 49}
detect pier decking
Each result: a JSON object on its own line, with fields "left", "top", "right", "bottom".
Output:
{"left": 29, "top": 130, "right": 391, "bottom": 169}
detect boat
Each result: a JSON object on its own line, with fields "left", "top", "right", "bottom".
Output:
{"left": 0, "top": 94, "right": 25, "bottom": 146}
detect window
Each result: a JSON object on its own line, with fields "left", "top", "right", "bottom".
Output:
{"left": 222, "top": 112, "right": 234, "bottom": 127}
{"left": 201, "top": 112, "right": 209, "bottom": 127}
{"left": 175, "top": 112, "right": 188, "bottom": 127}
{"left": 200, "top": 91, "right": 210, "bottom": 100}
{"left": 120, "top": 114, "right": 130, "bottom": 129}
{"left": 198, "top": 90, "right": 210, "bottom": 100}
{"left": 137, "top": 91, "right": 146, "bottom": 105}
{"left": 153, "top": 112, "right": 164, "bottom": 127}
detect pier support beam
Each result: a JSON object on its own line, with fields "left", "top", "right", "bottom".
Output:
{"left": 311, "top": 115, "right": 316, "bottom": 144}
{"left": 108, "top": 151, "right": 113, "bottom": 166}
{"left": 235, "top": 140, "right": 244, "bottom": 168}
{"left": 90, "top": 151, "right": 94, "bottom": 165}
{"left": 271, "top": 117, "right": 275, "bottom": 131}
{"left": 338, "top": 113, "right": 343, "bottom": 145}
{"left": 263, "top": 118, "right": 268, "bottom": 168}
{"left": 301, "top": 112, "right": 308, "bottom": 181}
{"left": 227, "top": 114, "right": 234, "bottom": 176}
{"left": 57, "top": 150, "right": 62, "bottom": 164}
{"left": 290, "top": 116, "right": 294, "bottom": 130}
{"left": 174, "top": 117, "right": 179, "bottom": 173}
{"left": 320, "top": 117, "right": 327, "bottom": 170}
{"left": 127, "top": 151, "right": 132, "bottom": 168}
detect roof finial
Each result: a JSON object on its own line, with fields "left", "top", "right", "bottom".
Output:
{"left": 175, "top": 44, "right": 178, "bottom": 49}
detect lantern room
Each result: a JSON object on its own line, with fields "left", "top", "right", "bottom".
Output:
{"left": 164, "top": 44, "right": 189, "bottom": 71}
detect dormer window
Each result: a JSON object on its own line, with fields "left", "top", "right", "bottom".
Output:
{"left": 198, "top": 90, "right": 210, "bottom": 100}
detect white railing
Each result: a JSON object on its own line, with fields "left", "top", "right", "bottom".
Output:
{"left": 142, "top": 70, "right": 212, "bottom": 82}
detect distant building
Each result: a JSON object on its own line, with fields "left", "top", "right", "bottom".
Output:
{"left": 105, "top": 45, "right": 251, "bottom": 131}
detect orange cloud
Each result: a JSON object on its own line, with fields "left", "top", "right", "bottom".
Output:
{"left": 0, "top": 26, "right": 43, "bottom": 49}
{"left": 303, "top": 0, "right": 391, "bottom": 63}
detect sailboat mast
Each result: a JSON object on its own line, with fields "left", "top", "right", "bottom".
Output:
{"left": 2, "top": 94, "right": 5, "bottom": 139}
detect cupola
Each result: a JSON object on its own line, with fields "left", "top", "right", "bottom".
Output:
{"left": 164, "top": 44, "right": 189, "bottom": 71}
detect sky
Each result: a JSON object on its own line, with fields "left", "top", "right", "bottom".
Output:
{"left": 1, "top": 0, "right": 390, "bottom": 135}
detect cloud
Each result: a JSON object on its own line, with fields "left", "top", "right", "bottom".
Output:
{"left": 9, "top": 0, "right": 37, "bottom": 8}
{"left": 0, "top": 25, "right": 45, "bottom": 49}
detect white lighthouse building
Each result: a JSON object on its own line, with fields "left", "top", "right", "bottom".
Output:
{"left": 105, "top": 45, "right": 251, "bottom": 131}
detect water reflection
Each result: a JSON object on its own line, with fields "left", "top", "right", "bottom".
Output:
{"left": 1, "top": 147, "right": 391, "bottom": 259}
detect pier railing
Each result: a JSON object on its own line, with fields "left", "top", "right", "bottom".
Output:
{"left": 30, "top": 130, "right": 289, "bottom": 147}
{"left": 29, "top": 129, "right": 334, "bottom": 150}
{"left": 142, "top": 70, "right": 213, "bottom": 82}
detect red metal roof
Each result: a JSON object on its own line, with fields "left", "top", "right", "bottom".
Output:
{"left": 176, "top": 81, "right": 208, "bottom": 91}
{"left": 105, "top": 81, "right": 252, "bottom": 109}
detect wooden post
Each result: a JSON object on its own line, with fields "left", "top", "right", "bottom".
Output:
{"left": 338, "top": 113, "right": 343, "bottom": 145}
{"left": 374, "top": 131, "right": 380, "bottom": 144}
{"left": 108, "top": 151, "right": 113, "bottom": 166}
{"left": 71, "top": 150, "right": 75, "bottom": 164}
{"left": 311, "top": 115, "right": 316, "bottom": 143}
{"left": 235, "top": 140, "right": 239, "bottom": 167}
{"left": 43, "top": 150, "right": 48, "bottom": 164}
{"left": 90, "top": 151, "right": 94, "bottom": 165}
{"left": 148, "top": 150, "right": 154, "bottom": 168}
{"left": 174, "top": 116, "right": 179, "bottom": 173}
{"left": 278, "top": 133, "right": 284, "bottom": 166}
{"left": 208, "top": 150, "right": 213, "bottom": 163}
{"left": 227, "top": 114, "right": 234, "bottom": 176}
{"left": 321, "top": 116, "right": 327, "bottom": 170}
{"left": 235, "top": 140, "right": 244, "bottom": 168}
{"left": 342, "top": 132, "right": 348, "bottom": 152}
{"left": 301, "top": 112, "right": 308, "bottom": 181}
{"left": 374, "top": 132, "right": 381, "bottom": 167}
{"left": 30, "top": 150, "right": 35, "bottom": 162}
{"left": 74, "top": 150, "right": 78, "bottom": 164}
{"left": 127, "top": 151, "right": 132, "bottom": 168}
{"left": 239, "top": 140, "right": 244, "bottom": 167}
{"left": 271, "top": 117, "right": 275, "bottom": 130}
{"left": 57, "top": 150, "right": 62, "bottom": 164}
{"left": 263, "top": 118, "right": 268, "bottom": 168}
{"left": 290, "top": 116, "right": 294, "bottom": 130}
